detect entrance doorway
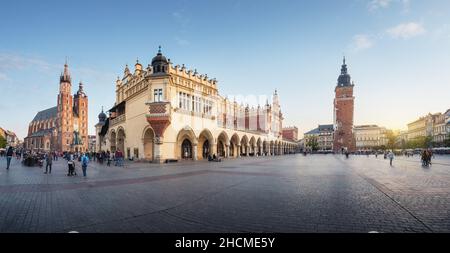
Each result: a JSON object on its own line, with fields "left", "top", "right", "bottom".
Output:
{"left": 202, "top": 140, "right": 210, "bottom": 159}
{"left": 182, "top": 139, "right": 192, "bottom": 159}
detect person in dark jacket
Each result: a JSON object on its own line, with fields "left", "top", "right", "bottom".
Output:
{"left": 45, "top": 152, "right": 53, "bottom": 174}
{"left": 6, "top": 146, "right": 14, "bottom": 170}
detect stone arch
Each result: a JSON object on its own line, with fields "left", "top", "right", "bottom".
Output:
{"left": 117, "top": 127, "right": 126, "bottom": 155}
{"left": 257, "top": 138, "right": 262, "bottom": 156}
{"left": 249, "top": 136, "right": 256, "bottom": 156}
{"left": 269, "top": 140, "right": 274, "bottom": 155}
{"left": 230, "top": 133, "right": 240, "bottom": 158}
{"left": 198, "top": 129, "right": 214, "bottom": 160}
{"left": 217, "top": 131, "right": 229, "bottom": 158}
{"left": 263, "top": 140, "right": 268, "bottom": 155}
{"left": 142, "top": 126, "right": 155, "bottom": 161}
{"left": 176, "top": 126, "right": 197, "bottom": 160}
{"left": 240, "top": 135, "right": 249, "bottom": 156}
{"left": 110, "top": 129, "right": 117, "bottom": 153}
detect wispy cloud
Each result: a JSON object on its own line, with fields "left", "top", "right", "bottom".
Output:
{"left": 386, "top": 22, "right": 426, "bottom": 39}
{"left": 431, "top": 24, "right": 450, "bottom": 41}
{"left": 368, "top": 0, "right": 392, "bottom": 11}
{"left": 0, "top": 53, "right": 58, "bottom": 73}
{"left": 175, "top": 37, "right": 190, "bottom": 46}
{"left": 350, "top": 34, "right": 375, "bottom": 52}
{"left": 368, "top": 0, "right": 411, "bottom": 12}
{"left": 172, "top": 10, "right": 191, "bottom": 47}
{"left": 0, "top": 72, "right": 10, "bottom": 82}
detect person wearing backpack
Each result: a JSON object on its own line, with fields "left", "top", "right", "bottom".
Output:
{"left": 81, "top": 153, "right": 89, "bottom": 177}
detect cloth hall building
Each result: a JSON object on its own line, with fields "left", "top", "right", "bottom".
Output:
{"left": 96, "top": 47, "right": 298, "bottom": 163}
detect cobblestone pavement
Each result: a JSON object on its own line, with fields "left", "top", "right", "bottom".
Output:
{"left": 0, "top": 154, "right": 449, "bottom": 233}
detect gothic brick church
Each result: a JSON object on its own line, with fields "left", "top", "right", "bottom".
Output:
{"left": 24, "top": 62, "right": 88, "bottom": 153}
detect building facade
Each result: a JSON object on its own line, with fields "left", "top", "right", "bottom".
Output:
{"left": 354, "top": 125, "right": 388, "bottom": 150}
{"left": 88, "top": 135, "right": 96, "bottom": 152}
{"left": 433, "top": 113, "right": 447, "bottom": 145}
{"left": 333, "top": 58, "right": 356, "bottom": 153}
{"left": 0, "top": 128, "right": 19, "bottom": 147}
{"left": 395, "top": 130, "right": 408, "bottom": 148}
{"left": 407, "top": 113, "right": 441, "bottom": 140}
{"left": 304, "top": 124, "right": 334, "bottom": 151}
{"left": 24, "top": 62, "right": 89, "bottom": 153}
{"left": 96, "top": 48, "right": 297, "bottom": 162}
{"left": 282, "top": 126, "right": 299, "bottom": 142}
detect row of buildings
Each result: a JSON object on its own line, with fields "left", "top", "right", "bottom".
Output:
{"left": 304, "top": 124, "right": 389, "bottom": 152}
{"left": 397, "top": 110, "right": 450, "bottom": 147}
{"left": 303, "top": 111, "right": 450, "bottom": 152}
{"left": 0, "top": 127, "right": 20, "bottom": 148}
{"left": 304, "top": 110, "right": 450, "bottom": 152}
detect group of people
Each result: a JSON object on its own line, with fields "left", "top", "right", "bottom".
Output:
{"left": 88, "top": 149, "right": 124, "bottom": 167}
{"left": 4, "top": 146, "right": 130, "bottom": 174}
{"left": 207, "top": 153, "right": 222, "bottom": 162}
{"left": 63, "top": 152, "right": 89, "bottom": 177}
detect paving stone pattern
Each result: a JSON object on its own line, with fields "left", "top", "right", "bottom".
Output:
{"left": 0, "top": 154, "right": 449, "bottom": 233}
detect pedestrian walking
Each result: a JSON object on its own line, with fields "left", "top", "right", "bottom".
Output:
{"left": 45, "top": 152, "right": 52, "bottom": 174}
{"left": 107, "top": 151, "right": 111, "bottom": 166}
{"left": 67, "top": 153, "right": 75, "bottom": 176}
{"left": 81, "top": 153, "right": 89, "bottom": 177}
{"left": 388, "top": 151, "right": 394, "bottom": 166}
{"left": 5, "top": 146, "right": 14, "bottom": 170}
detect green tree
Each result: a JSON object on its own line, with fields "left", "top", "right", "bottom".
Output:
{"left": 385, "top": 130, "right": 397, "bottom": 150}
{"left": 307, "top": 137, "right": 319, "bottom": 151}
{"left": 0, "top": 135, "right": 6, "bottom": 149}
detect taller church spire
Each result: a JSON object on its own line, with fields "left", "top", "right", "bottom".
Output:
{"left": 60, "top": 59, "right": 72, "bottom": 83}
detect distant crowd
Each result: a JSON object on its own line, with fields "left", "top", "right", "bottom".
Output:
{"left": 1, "top": 146, "right": 128, "bottom": 177}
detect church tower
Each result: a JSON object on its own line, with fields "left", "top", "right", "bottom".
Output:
{"left": 333, "top": 57, "right": 356, "bottom": 153}
{"left": 74, "top": 81, "right": 88, "bottom": 152}
{"left": 57, "top": 61, "right": 74, "bottom": 152}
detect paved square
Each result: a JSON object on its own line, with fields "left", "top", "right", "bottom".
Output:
{"left": 1, "top": 154, "right": 449, "bottom": 233}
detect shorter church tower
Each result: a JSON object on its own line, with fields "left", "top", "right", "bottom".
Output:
{"left": 73, "top": 81, "right": 88, "bottom": 152}
{"left": 333, "top": 57, "right": 356, "bottom": 153}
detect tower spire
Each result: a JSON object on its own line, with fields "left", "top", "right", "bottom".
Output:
{"left": 60, "top": 59, "right": 71, "bottom": 83}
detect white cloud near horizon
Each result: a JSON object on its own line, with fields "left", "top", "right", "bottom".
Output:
{"left": 350, "top": 34, "right": 375, "bottom": 52}
{"left": 386, "top": 22, "right": 426, "bottom": 39}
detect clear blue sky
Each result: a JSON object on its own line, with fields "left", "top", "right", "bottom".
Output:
{"left": 1, "top": 0, "right": 449, "bottom": 139}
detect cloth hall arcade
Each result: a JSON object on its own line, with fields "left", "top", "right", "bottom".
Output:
{"left": 96, "top": 47, "right": 298, "bottom": 163}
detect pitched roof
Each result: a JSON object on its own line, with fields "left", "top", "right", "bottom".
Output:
{"left": 32, "top": 106, "right": 57, "bottom": 122}
{"left": 305, "top": 124, "right": 334, "bottom": 135}
{"left": 318, "top": 124, "right": 334, "bottom": 131}
{"left": 30, "top": 128, "right": 55, "bottom": 137}
{"left": 305, "top": 128, "right": 320, "bottom": 135}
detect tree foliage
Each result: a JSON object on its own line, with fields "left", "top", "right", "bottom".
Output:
{"left": 0, "top": 135, "right": 6, "bottom": 149}
{"left": 307, "top": 137, "right": 319, "bottom": 151}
